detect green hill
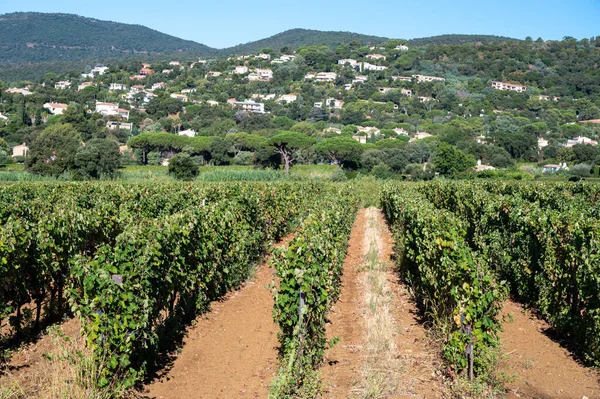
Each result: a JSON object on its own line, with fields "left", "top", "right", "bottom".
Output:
{"left": 223, "top": 28, "right": 389, "bottom": 55}
{"left": 408, "top": 34, "right": 520, "bottom": 46}
{"left": 0, "top": 12, "right": 218, "bottom": 65}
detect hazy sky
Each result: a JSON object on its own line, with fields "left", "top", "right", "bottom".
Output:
{"left": 2, "top": 0, "right": 599, "bottom": 48}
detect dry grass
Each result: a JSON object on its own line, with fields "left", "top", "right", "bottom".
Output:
{"left": 0, "top": 327, "right": 126, "bottom": 399}
{"left": 352, "top": 207, "right": 402, "bottom": 399}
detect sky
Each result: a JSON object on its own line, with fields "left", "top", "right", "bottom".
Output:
{"left": 2, "top": 0, "right": 599, "bottom": 48}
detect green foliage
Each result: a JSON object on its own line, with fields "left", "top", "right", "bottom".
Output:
{"left": 73, "top": 138, "right": 121, "bottom": 179}
{"left": 434, "top": 142, "right": 476, "bottom": 176}
{"left": 314, "top": 136, "right": 363, "bottom": 168}
{"left": 25, "top": 123, "right": 82, "bottom": 176}
{"left": 167, "top": 153, "right": 199, "bottom": 180}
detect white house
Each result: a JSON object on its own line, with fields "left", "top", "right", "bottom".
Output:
{"left": 12, "top": 143, "right": 29, "bottom": 158}
{"left": 206, "top": 71, "right": 222, "bottom": 78}
{"left": 95, "top": 102, "right": 130, "bottom": 120}
{"left": 109, "top": 83, "right": 127, "bottom": 91}
{"left": 54, "top": 81, "right": 71, "bottom": 90}
{"left": 543, "top": 163, "right": 568, "bottom": 173}
{"left": 491, "top": 81, "right": 527, "bottom": 92}
{"left": 362, "top": 62, "right": 388, "bottom": 71}
{"left": 538, "top": 138, "right": 549, "bottom": 149}
{"left": 106, "top": 121, "right": 133, "bottom": 130}
{"left": 413, "top": 74, "right": 445, "bottom": 83}
{"left": 338, "top": 59, "right": 360, "bottom": 67}
{"left": 78, "top": 82, "right": 94, "bottom": 91}
{"left": 278, "top": 94, "right": 297, "bottom": 104}
{"left": 178, "top": 129, "right": 196, "bottom": 137}
{"left": 5, "top": 88, "right": 32, "bottom": 96}
{"left": 256, "top": 69, "right": 273, "bottom": 80}
{"left": 566, "top": 136, "right": 598, "bottom": 147}
{"left": 325, "top": 98, "right": 344, "bottom": 109}
{"left": 181, "top": 88, "right": 197, "bottom": 93}
{"left": 234, "top": 100, "right": 265, "bottom": 113}
{"left": 0, "top": 113, "right": 8, "bottom": 121}
{"left": 151, "top": 82, "right": 167, "bottom": 91}
{"left": 401, "top": 89, "right": 413, "bottom": 97}
{"left": 256, "top": 53, "right": 271, "bottom": 61}
{"left": 378, "top": 87, "right": 393, "bottom": 93}
{"left": 393, "top": 128, "right": 409, "bottom": 136}
{"left": 352, "top": 135, "right": 367, "bottom": 144}
{"left": 91, "top": 66, "right": 109, "bottom": 76}
{"left": 410, "top": 132, "right": 433, "bottom": 142}
{"left": 315, "top": 72, "right": 337, "bottom": 82}
{"left": 169, "top": 61, "right": 181, "bottom": 67}
{"left": 366, "top": 54, "right": 386, "bottom": 61}
{"left": 473, "top": 160, "right": 496, "bottom": 172}
{"left": 392, "top": 76, "right": 413, "bottom": 82}
{"left": 170, "top": 93, "right": 189, "bottom": 102}
{"left": 232, "top": 66, "right": 249, "bottom": 74}
{"left": 206, "top": 100, "right": 219, "bottom": 106}
{"left": 43, "top": 102, "right": 69, "bottom": 115}
{"left": 395, "top": 45, "right": 409, "bottom": 51}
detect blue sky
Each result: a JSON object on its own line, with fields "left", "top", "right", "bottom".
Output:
{"left": 2, "top": 0, "right": 599, "bottom": 48}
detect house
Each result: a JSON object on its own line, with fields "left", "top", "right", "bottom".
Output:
{"left": 5, "top": 88, "right": 32, "bottom": 96}
{"left": 392, "top": 76, "right": 412, "bottom": 82}
{"left": 491, "top": 81, "right": 527, "bottom": 92}
{"left": 378, "top": 87, "right": 393, "bottom": 93}
{"left": 142, "top": 63, "right": 152, "bottom": 68}
{"left": 280, "top": 55, "right": 295, "bottom": 62}
{"left": 0, "top": 113, "right": 8, "bottom": 121}
{"left": 106, "top": 121, "right": 133, "bottom": 130}
{"left": 338, "top": 59, "right": 360, "bottom": 67}
{"left": 91, "top": 66, "right": 109, "bottom": 76}
{"left": 78, "top": 82, "right": 94, "bottom": 91}
{"left": 395, "top": 45, "right": 409, "bottom": 51}
{"left": 197, "top": 59, "right": 207, "bottom": 64}
{"left": 324, "top": 127, "right": 342, "bottom": 134}
{"left": 256, "top": 69, "right": 273, "bottom": 80}
{"left": 206, "top": 71, "right": 222, "bottom": 78}
{"left": 54, "top": 81, "right": 71, "bottom": 89}
{"left": 543, "top": 163, "right": 568, "bottom": 173}
{"left": 206, "top": 100, "right": 219, "bottom": 106}
{"left": 362, "top": 62, "right": 387, "bottom": 71}
{"left": 352, "top": 135, "right": 367, "bottom": 144}
{"left": 578, "top": 119, "right": 600, "bottom": 124}
{"left": 325, "top": 98, "right": 344, "bottom": 109}
{"left": 393, "top": 128, "right": 409, "bottom": 136}
{"left": 278, "top": 94, "right": 297, "bottom": 104}
{"left": 178, "top": 129, "right": 196, "bottom": 137}
{"left": 130, "top": 75, "right": 146, "bottom": 81}
{"left": 304, "top": 73, "right": 317, "bottom": 80}
{"left": 315, "top": 72, "right": 337, "bottom": 82}
{"left": 357, "top": 126, "right": 380, "bottom": 137}
{"left": 181, "top": 88, "right": 197, "bottom": 93}
{"left": 227, "top": 98, "right": 237, "bottom": 106}
{"left": 344, "top": 84, "right": 353, "bottom": 91}
{"left": 418, "top": 96, "right": 433, "bottom": 102}
{"left": 234, "top": 100, "right": 265, "bottom": 113}
{"left": 256, "top": 53, "right": 271, "bottom": 61}
{"left": 566, "top": 136, "right": 598, "bottom": 147}
{"left": 232, "top": 66, "right": 249, "bottom": 74}
{"left": 539, "top": 95, "right": 559, "bottom": 101}
{"left": 169, "top": 61, "right": 181, "bottom": 67}
{"left": 314, "top": 102, "right": 323, "bottom": 108}
{"left": 43, "top": 102, "right": 69, "bottom": 115}
{"left": 473, "top": 160, "right": 495, "bottom": 172}
{"left": 170, "top": 93, "right": 189, "bottom": 102}
{"left": 12, "top": 143, "right": 29, "bottom": 158}
{"left": 151, "top": 82, "right": 167, "bottom": 91}
{"left": 476, "top": 135, "right": 488, "bottom": 144}
{"left": 95, "top": 102, "right": 130, "bottom": 120}
{"left": 410, "top": 132, "right": 433, "bottom": 142}
{"left": 162, "top": 69, "right": 174, "bottom": 74}
{"left": 401, "top": 89, "right": 413, "bottom": 97}
{"left": 538, "top": 138, "right": 549, "bottom": 149}
{"left": 251, "top": 93, "right": 276, "bottom": 101}
{"left": 109, "top": 83, "right": 127, "bottom": 91}
{"left": 413, "top": 74, "right": 445, "bottom": 83}
{"left": 366, "top": 54, "right": 386, "bottom": 61}
{"left": 139, "top": 68, "right": 153, "bottom": 75}
{"left": 353, "top": 75, "right": 369, "bottom": 84}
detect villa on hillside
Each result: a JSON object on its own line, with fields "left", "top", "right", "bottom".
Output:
{"left": 43, "top": 102, "right": 69, "bottom": 115}
{"left": 491, "top": 81, "right": 527, "bottom": 92}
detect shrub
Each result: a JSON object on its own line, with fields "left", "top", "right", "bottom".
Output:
{"left": 168, "top": 153, "right": 199, "bottom": 180}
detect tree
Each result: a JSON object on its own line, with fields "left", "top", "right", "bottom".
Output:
{"left": 72, "top": 138, "right": 121, "bottom": 179}
{"left": 266, "top": 131, "right": 315, "bottom": 174}
{"left": 168, "top": 153, "right": 199, "bottom": 180}
{"left": 314, "top": 136, "right": 363, "bottom": 169}
{"left": 0, "top": 138, "right": 9, "bottom": 168}
{"left": 25, "top": 123, "right": 82, "bottom": 176}
{"left": 433, "top": 142, "right": 476, "bottom": 176}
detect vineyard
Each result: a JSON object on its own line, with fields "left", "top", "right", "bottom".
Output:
{"left": 1, "top": 180, "right": 600, "bottom": 398}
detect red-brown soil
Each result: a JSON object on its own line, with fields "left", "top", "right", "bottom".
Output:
{"left": 141, "top": 234, "right": 294, "bottom": 399}
{"left": 501, "top": 300, "right": 600, "bottom": 399}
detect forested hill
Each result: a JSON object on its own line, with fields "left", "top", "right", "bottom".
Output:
{"left": 408, "top": 34, "right": 519, "bottom": 46}
{"left": 0, "top": 12, "right": 218, "bottom": 64}
{"left": 223, "top": 28, "right": 389, "bottom": 55}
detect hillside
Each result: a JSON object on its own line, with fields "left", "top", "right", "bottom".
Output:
{"left": 0, "top": 12, "right": 218, "bottom": 65}
{"left": 408, "top": 34, "right": 519, "bottom": 46}
{"left": 223, "top": 28, "right": 389, "bottom": 55}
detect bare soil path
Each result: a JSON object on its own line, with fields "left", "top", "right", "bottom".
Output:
{"left": 500, "top": 300, "right": 600, "bottom": 399}
{"left": 142, "top": 234, "right": 294, "bottom": 399}
{"left": 321, "top": 208, "right": 443, "bottom": 399}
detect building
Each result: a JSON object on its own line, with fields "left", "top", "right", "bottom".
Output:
{"left": 54, "top": 81, "right": 71, "bottom": 89}
{"left": 90, "top": 66, "right": 109, "bottom": 76}
{"left": 401, "top": 89, "right": 413, "bottom": 97}
{"left": 325, "top": 98, "right": 344, "bottom": 109}
{"left": 315, "top": 72, "right": 337, "bottom": 82}
{"left": 366, "top": 54, "right": 386, "bottom": 61}
{"left": 352, "top": 135, "right": 367, "bottom": 144}
{"left": 170, "top": 93, "right": 189, "bottom": 102}
{"left": 12, "top": 143, "right": 29, "bottom": 158}
{"left": 130, "top": 75, "right": 146, "bottom": 81}
{"left": 395, "top": 45, "right": 409, "bottom": 51}
{"left": 393, "top": 128, "right": 409, "bottom": 136}
{"left": 538, "top": 138, "right": 549, "bottom": 149}
{"left": 256, "top": 53, "right": 271, "bottom": 61}
{"left": 206, "top": 100, "right": 219, "bottom": 106}
{"left": 413, "top": 74, "right": 446, "bottom": 83}
{"left": 539, "top": 95, "right": 560, "bottom": 101}
{"left": 392, "top": 76, "right": 413, "bottom": 82}
{"left": 234, "top": 100, "right": 265, "bottom": 113}
{"left": 362, "top": 62, "right": 387, "bottom": 71}
{"left": 543, "top": 163, "right": 568, "bottom": 173}
{"left": 418, "top": 96, "right": 433, "bottom": 102}
{"left": 255, "top": 69, "right": 273, "bottom": 80}
{"left": 151, "top": 82, "right": 167, "bottom": 91}
{"left": 106, "top": 121, "right": 133, "bottom": 130}
{"left": 378, "top": 87, "right": 393, "bottom": 93}
{"left": 206, "top": 71, "right": 222, "bottom": 78}
{"left": 5, "top": 88, "right": 32, "bottom": 96}
{"left": 566, "top": 136, "right": 598, "bottom": 147}
{"left": 95, "top": 102, "right": 130, "bottom": 120}
{"left": 491, "top": 81, "right": 527, "bottom": 92}
{"left": 78, "top": 82, "right": 94, "bottom": 91}
{"left": 178, "top": 129, "right": 196, "bottom": 137}
{"left": 578, "top": 119, "right": 600, "bottom": 124}
{"left": 109, "top": 83, "right": 127, "bottom": 91}
{"left": 338, "top": 59, "right": 360, "bottom": 67}
{"left": 410, "top": 132, "right": 433, "bottom": 142}
{"left": 232, "top": 66, "right": 249, "bottom": 74}
{"left": 162, "top": 69, "right": 174, "bottom": 74}
{"left": 278, "top": 94, "right": 297, "bottom": 104}
{"left": 43, "top": 102, "right": 69, "bottom": 115}
{"left": 473, "top": 160, "right": 496, "bottom": 172}
{"left": 169, "top": 61, "right": 181, "bottom": 67}
{"left": 139, "top": 68, "right": 153, "bottom": 76}
{"left": 181, "top": 88, "right": 197, "bottom": 93}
